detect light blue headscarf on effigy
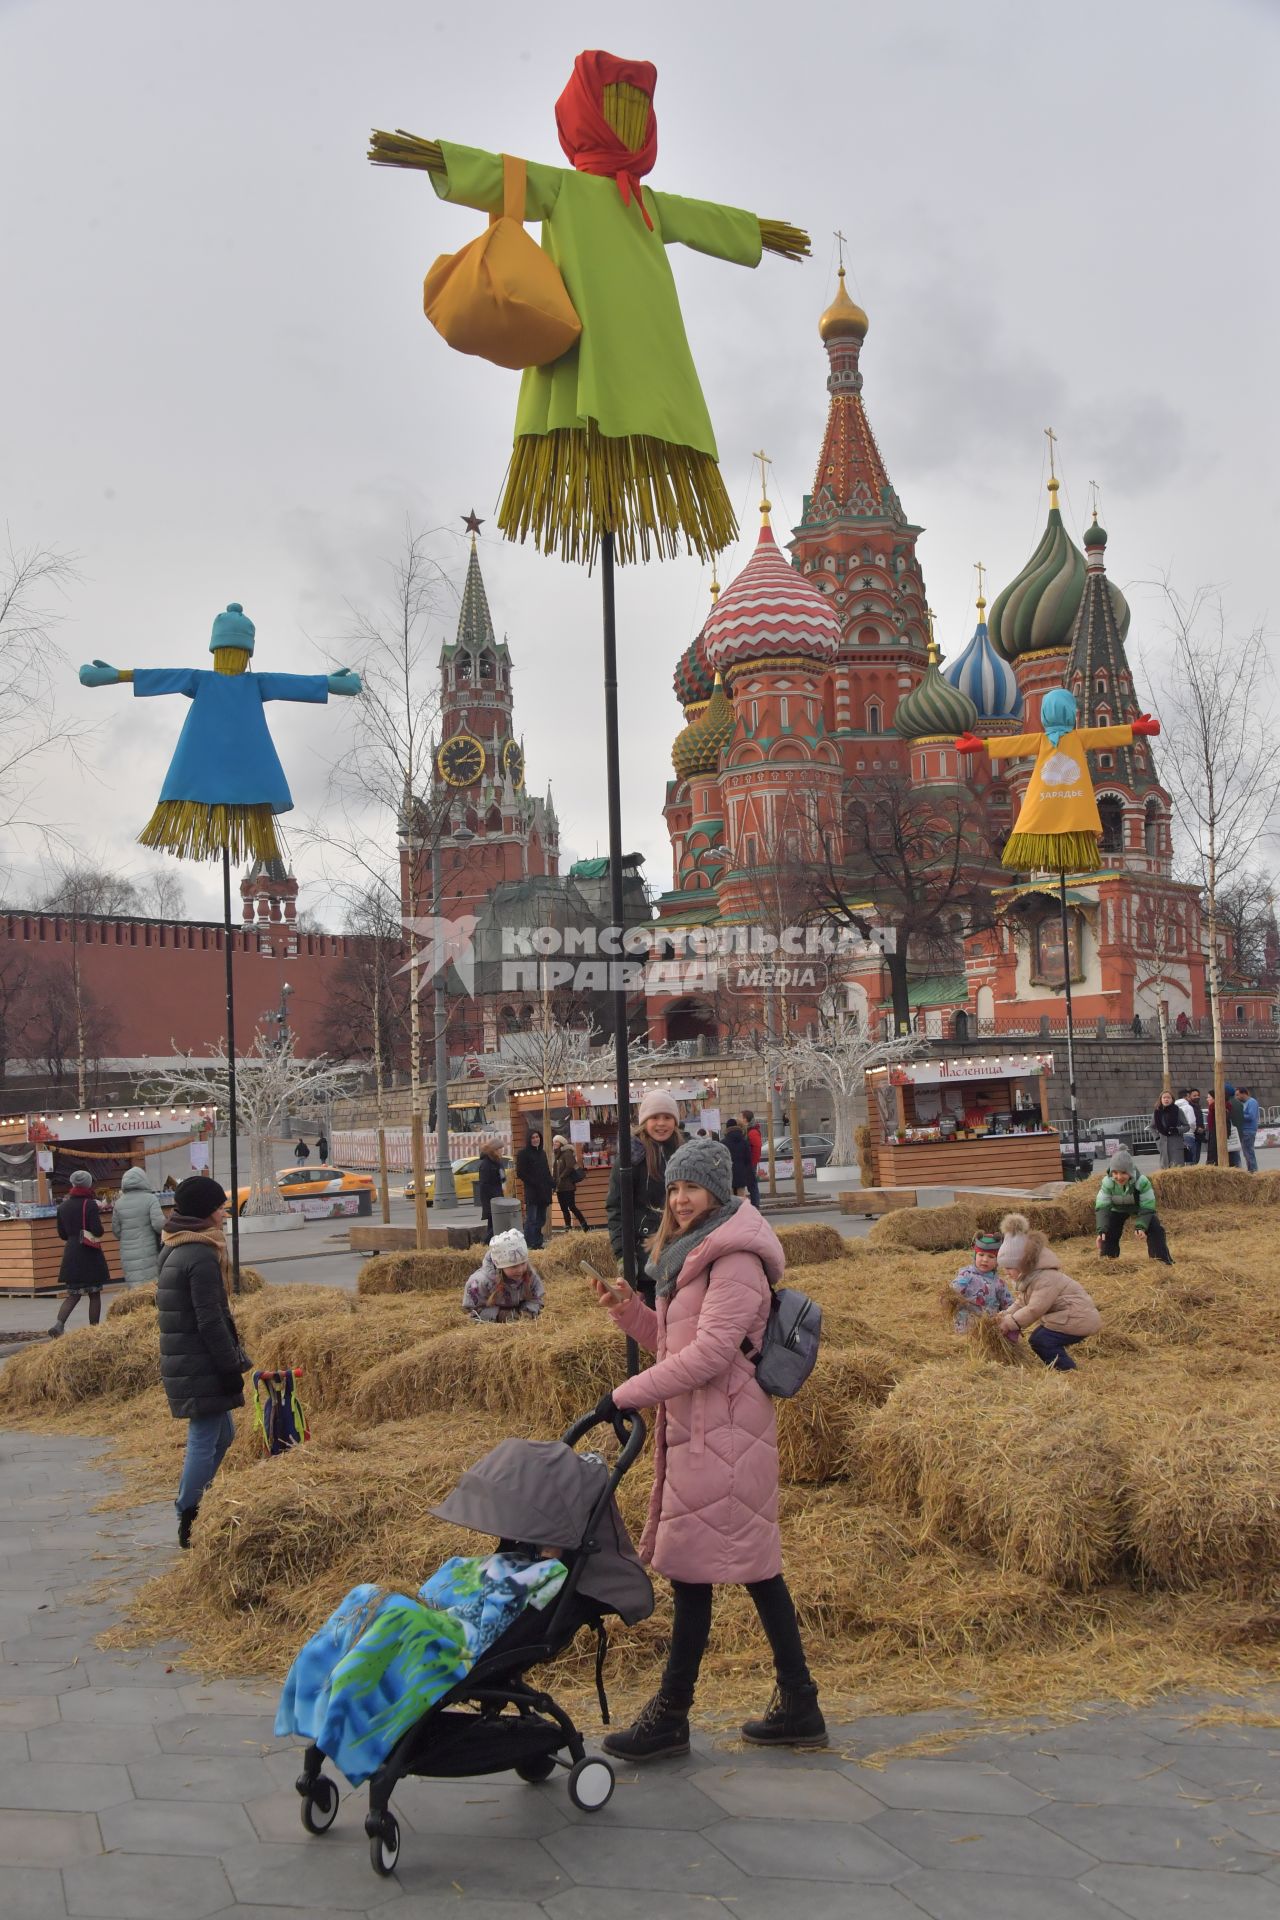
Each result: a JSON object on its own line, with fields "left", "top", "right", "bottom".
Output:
{"left": 1040, "top": 687, "right": 1078, "bottom": 747}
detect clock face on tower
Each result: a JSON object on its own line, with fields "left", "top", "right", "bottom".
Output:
{"left": 501, "top": 738, "right": 525, "bottom": 790}
{"left": 436, "top": 732, "right": 485, "bottom": 787}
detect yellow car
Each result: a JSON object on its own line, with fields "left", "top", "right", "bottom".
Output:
{"left": 402, "top": 1155, "right": 508, "bottom": 1204}
{"left": 236, "top": 1165, "right": 375, "bottom": 1213}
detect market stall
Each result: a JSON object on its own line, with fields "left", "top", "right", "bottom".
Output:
{"left": 507, "top": 1075, "right": 721, "bottom": 1230}
{"left": 866, "top": 1053, "right": 1061, "bottom": 1189}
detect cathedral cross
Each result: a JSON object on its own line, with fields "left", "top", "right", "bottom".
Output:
{"left": 834, "top": 228, "right": 847, "bottom": 271}
{"left": 752, "top": 447, "right": 772, "bottom": 513}
{"left": 1044, "top": 425, "right": 1058, "bottom": 481}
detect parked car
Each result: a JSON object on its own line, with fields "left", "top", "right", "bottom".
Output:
{"left": 769, "top": 1133, "right": 835, "bottom": 1169}
{"left": 236, "top": 1165, "right": 375, "bottom": 1213}
{"left": 1083, "top": 1114, "right": 1159, "bottom": 1156}
{"left": 402, "top": 1155, "right": 510, "bottom": 1204}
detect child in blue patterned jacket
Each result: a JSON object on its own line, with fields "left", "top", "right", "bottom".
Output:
{"left": 949, "top": 1231, "right": 1015, "bottom": 1330}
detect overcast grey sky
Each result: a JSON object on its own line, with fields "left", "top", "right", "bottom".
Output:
{"left": 3, "top": 0, "right": 1275, "bottom": 921}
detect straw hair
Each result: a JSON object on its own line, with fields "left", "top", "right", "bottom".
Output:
{"left": 1001, "top": 830, "right": 1100, "bottom": 873}
{"left": 601, "top": 80, "right": 651, "bottom": 152}
{"left": 498, "top": 425, "right": 737, "bottom": 566}
{"left": 139, "top": 799, "right": 282, "bottom": 865}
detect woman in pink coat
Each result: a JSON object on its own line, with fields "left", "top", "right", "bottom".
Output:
{"left": 588, "top": 1138, "right": 824, "bottom": 1761}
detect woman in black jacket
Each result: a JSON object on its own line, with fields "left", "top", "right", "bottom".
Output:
{"left": 606, "top": 1090, "right": 683, "bottom": 1304}
{"left": 723, "top": 1119, "right": 756, "bottom": 1195}
{"left": 475, "top": 1139, "right": 507, "bottom": 1242}
{"left": 515, "top": 1129, "right": 554, "bottom": 1249}
{"left": 49, "top": 1170, "right": 112, "bottom": 1337}
{"left": 156, "top": 1176, "right": 250, "bottom": 1549}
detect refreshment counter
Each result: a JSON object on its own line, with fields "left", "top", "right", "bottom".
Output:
{"left": 0, "top": 1211, "right": 126, "bottom": 1296}
{"left": 866, "top": 1052, "right": 1062, "bottom": 1189}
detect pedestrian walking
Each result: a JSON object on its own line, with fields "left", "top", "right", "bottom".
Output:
{"left": 589, "top": 1138, "right": 825, "bottom": 1758}
{"left": 1153, "top": 1090, "right": 1189, "bottom": 1168}
{"left": 317, "top": 1131, "right": 330, "bottom": 1162}
{"left": 723, "top": 1119, "right": 755, "bottom": 1196}
{"left": 1238, "top": 1086, "right": 1260, "bottom": 1174}
{"left": 110, "top": 1166, "right": 167, "bottom": 1288}
{"left": 49, "top": 1170, "right": 112, "bottom": 1336}
{"left": 552, "top": 1134, "right": 590, "bottom": 1231}
{"left": 741, "top": 1108, "right": 763, "bottom": 1209}
{"left": 1174, "top": 1088, "right": 1198, "bottom": 1163}
{"left": 515, "top": 1128, "right": 553, "bottom": 1249}
{"left": 475, "top": 1138, "right": 507, "bottom": 1243}
{"left": 996, "top": 1215, "right": 1100, "bottom": 1371}
{"left": 1095, "top": 1150, "right": 1174, "bottom": 1263}
{"left": 294, "top": 1137, "right": 311, "bottom": 1164}
{"left": 606, "top": 1089, "right": 684, "bottom": 1305}
{"left": 157, "top": 1176, "right": 250, "bottom": 1550}
{"left": 1183, "top": 1087, "right": 1206, "bottom": 1164}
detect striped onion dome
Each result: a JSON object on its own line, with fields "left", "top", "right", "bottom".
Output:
{"left": 673, "top": 632, "right": 714, "bottom": 715}
{"left": 940, "top": 611, "right": 1022, "bottom": 719}
{"left": 672, "top": 675, "right": 735, "bottom": 778}
{"left": 988, "top": 478, "right": 1087, "bottom": 662}
{"left": 703, "top": 515, "right": 840, "bottom": 679}
{"left": 895, "top": 647, "right": 979, "bottom": 741}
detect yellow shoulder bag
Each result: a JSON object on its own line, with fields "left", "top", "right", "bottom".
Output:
{"left": 423, "top": 153, "right": 581, "bottom": 371}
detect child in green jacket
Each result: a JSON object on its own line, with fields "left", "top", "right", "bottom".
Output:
{"left": 1095, "top": 1151, "right": 1173, "bottom": 1265}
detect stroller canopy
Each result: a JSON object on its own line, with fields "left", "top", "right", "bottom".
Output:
{"left": 430, "top": 1439, "right": 654, "bottom": 1626}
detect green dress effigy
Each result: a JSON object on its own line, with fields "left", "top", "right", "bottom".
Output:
{"left": 430, "top": 141, "right": 762, "bottom": 565}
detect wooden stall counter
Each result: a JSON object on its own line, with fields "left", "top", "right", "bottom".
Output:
{"left": 0, "top": 1214, "right": 125, "bottom": 1296}
{"left": 872, "top": 1131, "right": 1063, "bottom": 1189}
{"left": 866, "top": 1051, "right": 1063, "bottom": 1193}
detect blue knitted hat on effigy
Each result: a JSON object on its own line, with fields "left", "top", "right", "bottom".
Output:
{"left": 209, "top": 602, "right": 256, "bottom": 655}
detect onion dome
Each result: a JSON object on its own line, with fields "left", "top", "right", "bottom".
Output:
{"left": 896, "top": 643, "right": 979, "bottom": 741}
{"left": 941, "top": 586, "right": 1022, "bottom": 720}
{"left": 1082, "top": 514, "right": 1131, "bottom": 638}
{"left": 988, "top": 474, "right": 1087, "bottom": 662}
{"left": 673, "top": 674, "right": 735, "bottom": 778}
{"left": 703, "top": 508, "right": 840, "bottom": 681}
{"left": 819, "top": 266, "right": 869, "bottom": 344}
{"left": 673, "top": 634, "right": 714, "bottom": 716}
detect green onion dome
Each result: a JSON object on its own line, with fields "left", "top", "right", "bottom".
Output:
{"left": 895, "top": 647, "right": 979, "bottom": 741}
{"left": 988, "top": 478, "right": 1087, "bottom": 662}
{"left": 673, "top": 674, "right": 735, "bottom": 777}
{"left": 673, "top": 633, "right": 714, "bottom": 715}
{"left": 1081, "top": 515, "right": 1132, "bottom": 639}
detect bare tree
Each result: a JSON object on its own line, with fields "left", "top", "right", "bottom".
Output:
{"left": 1214, "top": 871, "right": 1277, "bottom": 987}
{"left": 483, "top": 1011, "right": 601, "bottom": 1150}
{"left": 37, "top": 862, "right": 143, "bottom": 1104}
{"left": 0, "top": 537, "right": 87, "bottom": 831}
{"left": 1154, "top": 586, "right": 1280, "bottom": 1162}
{"left": 748, "top": 1019, "right": 922, "bottom": 1170}
{"left": 20, "top": 956, "right": 115, "bottom": 1098}
{"left": 136, "top": 868, "right": 187, "bottom": 919}
{"left": 153, "top": 1036, "right": 359, "bottom": 1217}
{"left": 0, "top": 949, "right": 31, "bottom": 1084}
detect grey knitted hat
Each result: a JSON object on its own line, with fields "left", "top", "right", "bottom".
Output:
{"left": 1110, "top": 1149, "right": 1135, "bottom": 1174}
{"left": 69, "top": 1170, "right": 93, "bottom": 1189}
{"left": 664, "top": 1138, "right": 734, "bottom": 1207}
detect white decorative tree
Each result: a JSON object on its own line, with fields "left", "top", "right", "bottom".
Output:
{"left": 154, "top": 1036, "right": 360, "bottom": 1216}
{"left": 747, "top": 1018, "right": 923, "bottom": 1170}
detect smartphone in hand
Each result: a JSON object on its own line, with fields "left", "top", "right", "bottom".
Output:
{"left": 582, "top": 1261, "right": 625, "bottom": 1304}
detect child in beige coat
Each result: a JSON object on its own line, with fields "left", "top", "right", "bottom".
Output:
{"left": 996, "top": 1213, "right": 1100, "bottom": 1371}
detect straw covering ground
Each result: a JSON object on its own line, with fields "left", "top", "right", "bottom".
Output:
{"left": 4, "top": 1167, "right": 1279, "bottom": 1728}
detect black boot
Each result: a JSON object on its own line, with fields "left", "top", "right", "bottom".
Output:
{"left": 177, "top": 1506, "right": 199, "bottom": 1550}
{"left": 741, "top": 1683, "right": 828, "bottom": 1749}
{"left": 47, "top": 1322, "right": 64, "bottom": 1339}
{"left": 601, "top": 1691, "right": 691, "bottom": 1763}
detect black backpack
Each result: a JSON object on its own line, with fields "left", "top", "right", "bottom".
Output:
{"left": 741, "top": 1283, "right": 822, "bottom": 1398}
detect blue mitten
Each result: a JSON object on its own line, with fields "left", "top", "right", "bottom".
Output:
{"left": 327, "top": 668, "right": 362, "bottom": 696}
{"left": 79, "top": 660, "right": 121, "bottom": 687}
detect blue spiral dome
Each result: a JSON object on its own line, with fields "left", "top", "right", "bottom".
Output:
{"left": 941, "top": 613, "right": 1021, "bottom": 720}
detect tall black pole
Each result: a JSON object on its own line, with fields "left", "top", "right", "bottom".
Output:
{"left": 1058, "top": 869, "right": 1082, "bottom": 1179}
{"left": 601, "top": 533, "right": 638, "bottom": 1376}
{"left": 222, "top": 844, "right": 241, "bottom": 1295}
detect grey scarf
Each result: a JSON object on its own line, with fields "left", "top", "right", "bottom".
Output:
{"left": 651, "top": 1199, "right": 741, "bottom": 1297}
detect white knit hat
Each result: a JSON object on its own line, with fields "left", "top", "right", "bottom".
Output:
{"left": 489, "top": 1229, "right": 529, "bottom": 1270}
{"left": 638, "top": 1088, "right": 680, "bottom": 1123}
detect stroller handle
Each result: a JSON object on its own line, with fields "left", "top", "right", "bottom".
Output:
{"left": 562, "top": 1405, "right": 647, "bottom": 1471}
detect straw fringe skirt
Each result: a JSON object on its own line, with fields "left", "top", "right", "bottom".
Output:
{"left": 140, "top": 800, "right": 283, "bottom": 865}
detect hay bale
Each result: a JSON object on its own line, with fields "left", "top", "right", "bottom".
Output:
{"left": 356, "top": 1248, "right": 477, "bottom": 1296}
{"left": 1123, "top": 1396, "right": 1280, "bottom": 1592}
{"left": 1150, "top": 1165, "right": 1261, "bottom": 1211}
{"left": 869, "top": 1203, "right": 978, "bottom": 1252}
{"left": 967, "top": 1315, "right": 1041, "bottom": 1370}
{"left": 776, "top": 1223, "right": 848, "bottom": 1268}
{"left": 108, "top": 1284, "right": 156, "bottom": 1318}
{"left": 250, "top": 1305, "right": 443, "bottom": 1410}
{"left": 238, "top": 1286, "right": 354, "bottom": 1339}
{"left": 0, "top": 1315, "right": 161, "bottom": 1414}
{"left": 776, "top": 1346, "right": 897, "bottom": 1484}
{"left": 865, "top": 1361, "right": 1124, "bottom": 1589}
{"left": 535, "top": 1230, "right": 616, "bottom": 1278}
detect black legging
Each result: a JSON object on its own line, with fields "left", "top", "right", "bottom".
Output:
{"left": 1099, "top": 1209, "right": 1172, "bottom": 1262}
{"left": 661, "top": 1575, "right": 811, "bottom": 1706}
{"left": 56, "top": 1289, "right": 102, "bottom": 1328}
{"left": 557, "top": 1189, "right": 590, "bottom": 1230}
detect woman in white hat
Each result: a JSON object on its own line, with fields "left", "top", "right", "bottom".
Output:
{"left": 606, "top": 1089, "right": 683, "bottom": 1305}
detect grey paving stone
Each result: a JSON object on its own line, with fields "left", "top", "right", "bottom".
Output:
{"left": 0, "top": 1695, "right": 60, "bottom": 1731}
{"left": 0, "top": 1662, "right": 88, "bottom": 1695}
{"left": 546, "top": 1892, "right": 736, "bottom": 1920}
{"left": 153, "top": 1712, "right": 288, "bottom": 1755}
{"left": 691, "top": 1762, "right": 881, "bottom": 1823}
{"left": 557, "top": 1769, "right": 724, "bottom": 1829}
{"left": 850, "top": 1758, "right": 1043, "bottom": 1814}
{"left": 1012, "top": 1720, "right": 1182, "bottom": 1759}
{"left": 1168, "top": 1746, "right": 1280, "bottom": 1793}
{"left": 175, "top": 1680, "right": 279, "bottom": 1715}
{"left": 226, "top": 1836, "right": 461, "bottom": 1906}
{"left": 903, "top": 1868, "right": 1131, "bottom": 1918}
{"left": 98, "top": 1796, "right": 258, "bottom": 1856}
{"left": 0, "top": 1758, "right": 133, "bottom": 1812}
{"left": 28, "top": 1722, "right": 162, "bottom": 1763}
{"left": 59, "top": 1685, "right": 203, "bottom": 1725}
{"left": 721, "top": 1884, "right": 926, "bottom": 1920}
{"left": 77, "top": 1655, "right": 189, "bottom": 1688}
{"left": 63, "top": 1851, "right": 233, "bottom": 1918}
{"left": 0, "top": 1864, "right": 68, "bottom": 1917}
{"left": 544, "top": 1823, "right": 750, "bottom": 1893}
{"left": 243, "top": 1787, "right": 364, "bottom": 1846}
{"left": 1208, "top": 1804, "right": 1280, "bottom": 1851}
{"left": 1033, "top": 1801, "right": 1271, "bottom": 1871}
{"left": 838, "top": 1711, "right": 979, "bottom": 1752}
{"left": 1158, "top": 1720, "right": 1280, "bottom": 1751}
{"left": 1002, "top": 1748, "right": 1218, "bottom": 1807}
{"left": 0, "top": 1808, "right": 102, "bottom": 1867}
{"left": 389, "top": 1776, "right": 567, "bottom": 1839}
{"left": 126, "top": 1751, "right": 277, "bottom": 1802}
{"left": 868, "top": 1807, "right": 1096, "bottom": 1878}
{"left": 1083, "top": 1863, "right": 1280, "bottom": 1917}
{"left": 706, "top": 1816, "right": 917, "bottom": 1884}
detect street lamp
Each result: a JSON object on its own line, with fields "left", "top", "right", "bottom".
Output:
{"left": 430, "top": 822, "right": 475, "bottom": 1211}
{"left": 264, "top": 980, "right": 294, "bottom": 1051}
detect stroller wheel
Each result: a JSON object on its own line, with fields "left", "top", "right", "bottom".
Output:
{"left": 515, "top": 1753, "right": 558, "bottom": 1784}
{"left": 366, "top": 1810, "right": 400, "bottom": 1876}
{"left": 567, "top": 1756, "right": 614, "bottom": 1812}
{"left": 300, "top": 1775, "right": 339, "bottom": 1834}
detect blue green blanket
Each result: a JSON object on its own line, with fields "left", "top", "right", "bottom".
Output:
{"left": 275, "top": 1553, "right": 566, "bottom": 1784}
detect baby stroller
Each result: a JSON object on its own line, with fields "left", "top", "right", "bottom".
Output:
{"left": 291, "top": 1408, "right": 651, "bottom": 1877}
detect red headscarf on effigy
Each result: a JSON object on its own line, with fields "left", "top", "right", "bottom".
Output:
{"left": 555, "top": 49, "right": 658, "bottom": 230}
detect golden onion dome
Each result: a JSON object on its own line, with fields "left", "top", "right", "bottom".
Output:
{"left": 819, "top": 267, "right": 869, "bottom": 344}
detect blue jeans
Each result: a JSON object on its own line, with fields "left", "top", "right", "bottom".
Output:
{"left": 1029, "top": 1327, "right": 1086, "bottom": 1371}
{"left": 1184, "top": 1135, "right": 1202, "bottom": 1164}
{"left": 523, "top": 1196, "right": 548, "bottom": 1249}
{"left": 1240, "top": 1129, "right": 1258, "bottom": 1173}
{"left": 176, "top": 1412, "right": 235, "bottom": 1513}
